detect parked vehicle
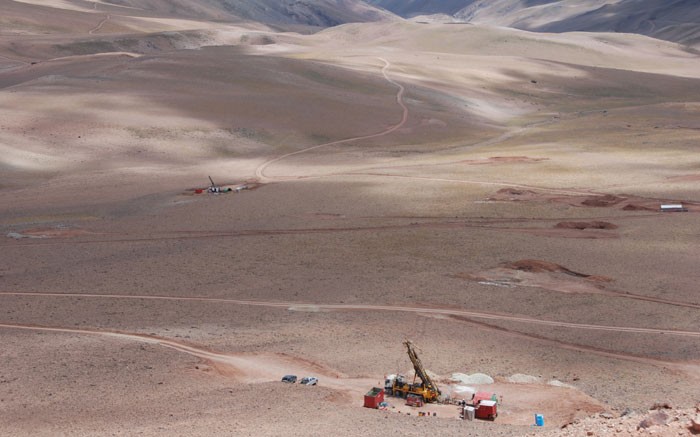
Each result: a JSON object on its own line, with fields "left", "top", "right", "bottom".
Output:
{"left": 406, "top": 393, "right": 424, "bottom": 407}
{"left": 300, "top": 377, "right": 318, "bottom": 386}
{"left": 281, "top": 375, "right": 297, "bottom": 383}
{"left": 384, "top": 374, "right": 397, "bottom": 395}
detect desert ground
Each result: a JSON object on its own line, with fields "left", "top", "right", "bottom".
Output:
{"left": 1, "top": 2, "right": 699, "bottom": 436}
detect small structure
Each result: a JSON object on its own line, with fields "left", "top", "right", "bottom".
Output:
{"left": 461, "top": 405, "right": 475, "bottom": 421}
{"left": 473, "top": 391, "right": 498, "bottom": 405}
{"left": 363, "top": 387, "right": 384, "bottom": 409}
{"left": 475, "top": 400, "right": 498, "bottom": 421}
{"left": 660, "top": 204, "right": 688, "bottom": 212}
{"left": 535, "top": 413, "right": 545, "bottom": 426}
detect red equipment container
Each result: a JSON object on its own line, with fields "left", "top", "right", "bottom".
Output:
{"left": 473, "top": 391, "right": 497, "bottom": 404}
{"left": 475, "top": 400, "right": 498, "bottom": 421}
{"left": 364, "top": 387, "right": 384, "bottom": 409}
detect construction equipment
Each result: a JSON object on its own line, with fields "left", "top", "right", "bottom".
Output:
{"left": 208, "top": 176, "right": 221, "bottom": 193}
{"left": 389, "top": 340, "right": 441, "bottom": 403}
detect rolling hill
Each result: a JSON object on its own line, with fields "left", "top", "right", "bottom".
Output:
{"left": 366, "top": 0, "right": 700, "bottom": 46}
{"left": 2, "top": 0, "right": 395, "bottom": 35}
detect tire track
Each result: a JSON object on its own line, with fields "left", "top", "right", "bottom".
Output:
{"left": 1, "top": 292, "right": 698, "bottom": 380}
{"left": 1, "top": 291, "right": 699, "bottom": 338}
{"left": 0, "top": 219, "right": 619, "bottom": 248}
{"left": 342, "top": 173, "right": 595, "bottom": 197}
{"left": 0, "top": 323, "right": 274, "bottom": 372}
{"left": 444, "top": 315, "right": 700, "bottom": 380}
{"left": 254, "top": 57, "right": 408, "bottom": 182}
{"left": 0, "top": 54, "right": 30, "bottom": 66}
{"left": 89, "top": 14, "right": 111, "bottom": 34}
{"left": 0, "top": 212, "right": 660, "bottom": 249}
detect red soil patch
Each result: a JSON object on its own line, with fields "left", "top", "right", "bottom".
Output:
{"left": 488, "top": 188, "right": 700, "bottom": 213}
{"left": 457, "top": 259, "right": 614, "bottom": 295}
{"left": 487, "top": 188, "right": 539, "bottom": 201}
{"left": 555, "top": 221, "right": 618, "bottom": 230}
{"left": 503, "top": 259, "right": 612, "bottom": 282}
{"left": 580, "top": 194, "right": 626, "bottom": 207}
{"left": 622, "top": 203, "right": 658, "bottom": 211}
{"left": 498, "top": 228, "right": 618, "bottom": 239}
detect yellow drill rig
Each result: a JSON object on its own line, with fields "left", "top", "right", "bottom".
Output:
{"left": 390, "top": 340, "right": 441, "bottom": 403}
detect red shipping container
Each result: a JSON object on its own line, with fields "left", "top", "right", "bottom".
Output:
{"left": 473, "top": 391, "right": 497, "bottom": 404}
{"left": 364, "top": 387, "right": 384, "bottom": 409}
{"left": 475, "top": 400, "right": 498, "bottom": 421}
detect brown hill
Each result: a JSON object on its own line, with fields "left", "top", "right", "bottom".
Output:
{"left": 367, "top": 0, "right": 700, "bottom": 46}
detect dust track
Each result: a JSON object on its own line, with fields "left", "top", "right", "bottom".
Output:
{"left": 0, "top": 324, "right": 344, "bottom": 382}
{"left": 343, "top": 173, "right": 594, "bottom": 197}
{"left": 1, "top": 292, "right": 699, "bottom": 381}
{"left": 0, "top": 218, "right": 623, "bottom": 248}
{"left": 446, "top": 316, "right": 700, "bottom": 380}
{"left": 254, "top": 57, "right": 408, "bottom": 182}
{"left": 1, "top": 291, "right": 699, "bottom": 338}
{"left": 89, "top": 14, "right": 111, "bottom": 34}
{"left": 0, "top": 54, "right": 30, "bottom": 66}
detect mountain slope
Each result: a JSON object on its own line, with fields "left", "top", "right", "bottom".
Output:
{"left": 534, "top": 0, "right": 700, "bottom": 46}
{"left": 366, "top": 0, "right": 700, "bottom": 46}
{"left": 97, "top": 0, "right": 395, "bottom": 28}
{"left": 365, "top": 0, "right": 473, "bottom": 17}
{"left": 4, "top": 0, "right": 395, "bottom": 35}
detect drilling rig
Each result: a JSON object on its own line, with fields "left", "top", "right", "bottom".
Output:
{"left": 389, "top": 340, "right": 441, "bottom": 403}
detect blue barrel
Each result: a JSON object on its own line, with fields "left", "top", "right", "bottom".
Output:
{"left": 535, "top": 414, "right": 545, "bottom": 426}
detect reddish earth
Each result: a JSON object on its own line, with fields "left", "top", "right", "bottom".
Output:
{"left": 503, "top": 227, "right": 618, "bottom": 239}
{"left": 458, "top": 260, "right": 613, "bottom": 296}
{"left": 554, "top": 221, "right": 618, "bottom": 230}
{"left": 459, "top": 260, "right": 700, "bottom": 311}
{"left": 580, "top": 194, "right": 626, "bottom": 207}
{"left": 2, "top": 5, "right": 700, "bottom": 436}
{"left": 489, "top": 188, "right": 700, "bottom": 212}
{"left": 488, "top": 188, "right": 541, "bottom": 201}
{"left": 501, "top": 260, "right": 612, "bottom": 282}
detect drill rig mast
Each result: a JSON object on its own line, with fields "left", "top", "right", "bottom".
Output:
{"left": 391, "top": 340, "right": 441, "bottom": 402}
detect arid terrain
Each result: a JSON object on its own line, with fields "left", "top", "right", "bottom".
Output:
{"left": 1, "top": 1, "right": 699, "bottom": 436}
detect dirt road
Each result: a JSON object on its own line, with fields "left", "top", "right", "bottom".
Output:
{"left": 254, "top": 57, "right": 408, "bottom": 182}
{"left": 0, "top": 320, "right": 610, "bottom": 425}
{"left": 2, "top": 291, "right": 698, "bottom": 339}
{"left": 88, "top": 14, "right": 111, "bottom": 34}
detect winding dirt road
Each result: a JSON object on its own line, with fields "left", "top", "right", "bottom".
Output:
{"left": 2, "top": 291, "right": 698, "bottom": 338}
{"left": 254, "top": 57, "right": 408, "bottom": 182}
{"left": 249, "top": 56, "right": 610, "bottom": 199}
{"left": 1, "top": 291, "right": 699, "bottom": 386}
{"left": 0, "top": 320, "right": 613, "bottom": 425}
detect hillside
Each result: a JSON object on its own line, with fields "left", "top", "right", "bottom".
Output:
{"left": 366, "top": 0, "right": 700, "bottom": 46}
{"left": 2, "top": 1, "right": 700, "bottom": 436}
{"left": 365, "top": 0, "right": 472, "bottom": 17}
{"left": 2, "top": 0, "right": 395, "bottom": 35}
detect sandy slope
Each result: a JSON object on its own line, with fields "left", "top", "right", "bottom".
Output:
{"left": 1, "top": 3, "right": 700, "bottom": 436}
